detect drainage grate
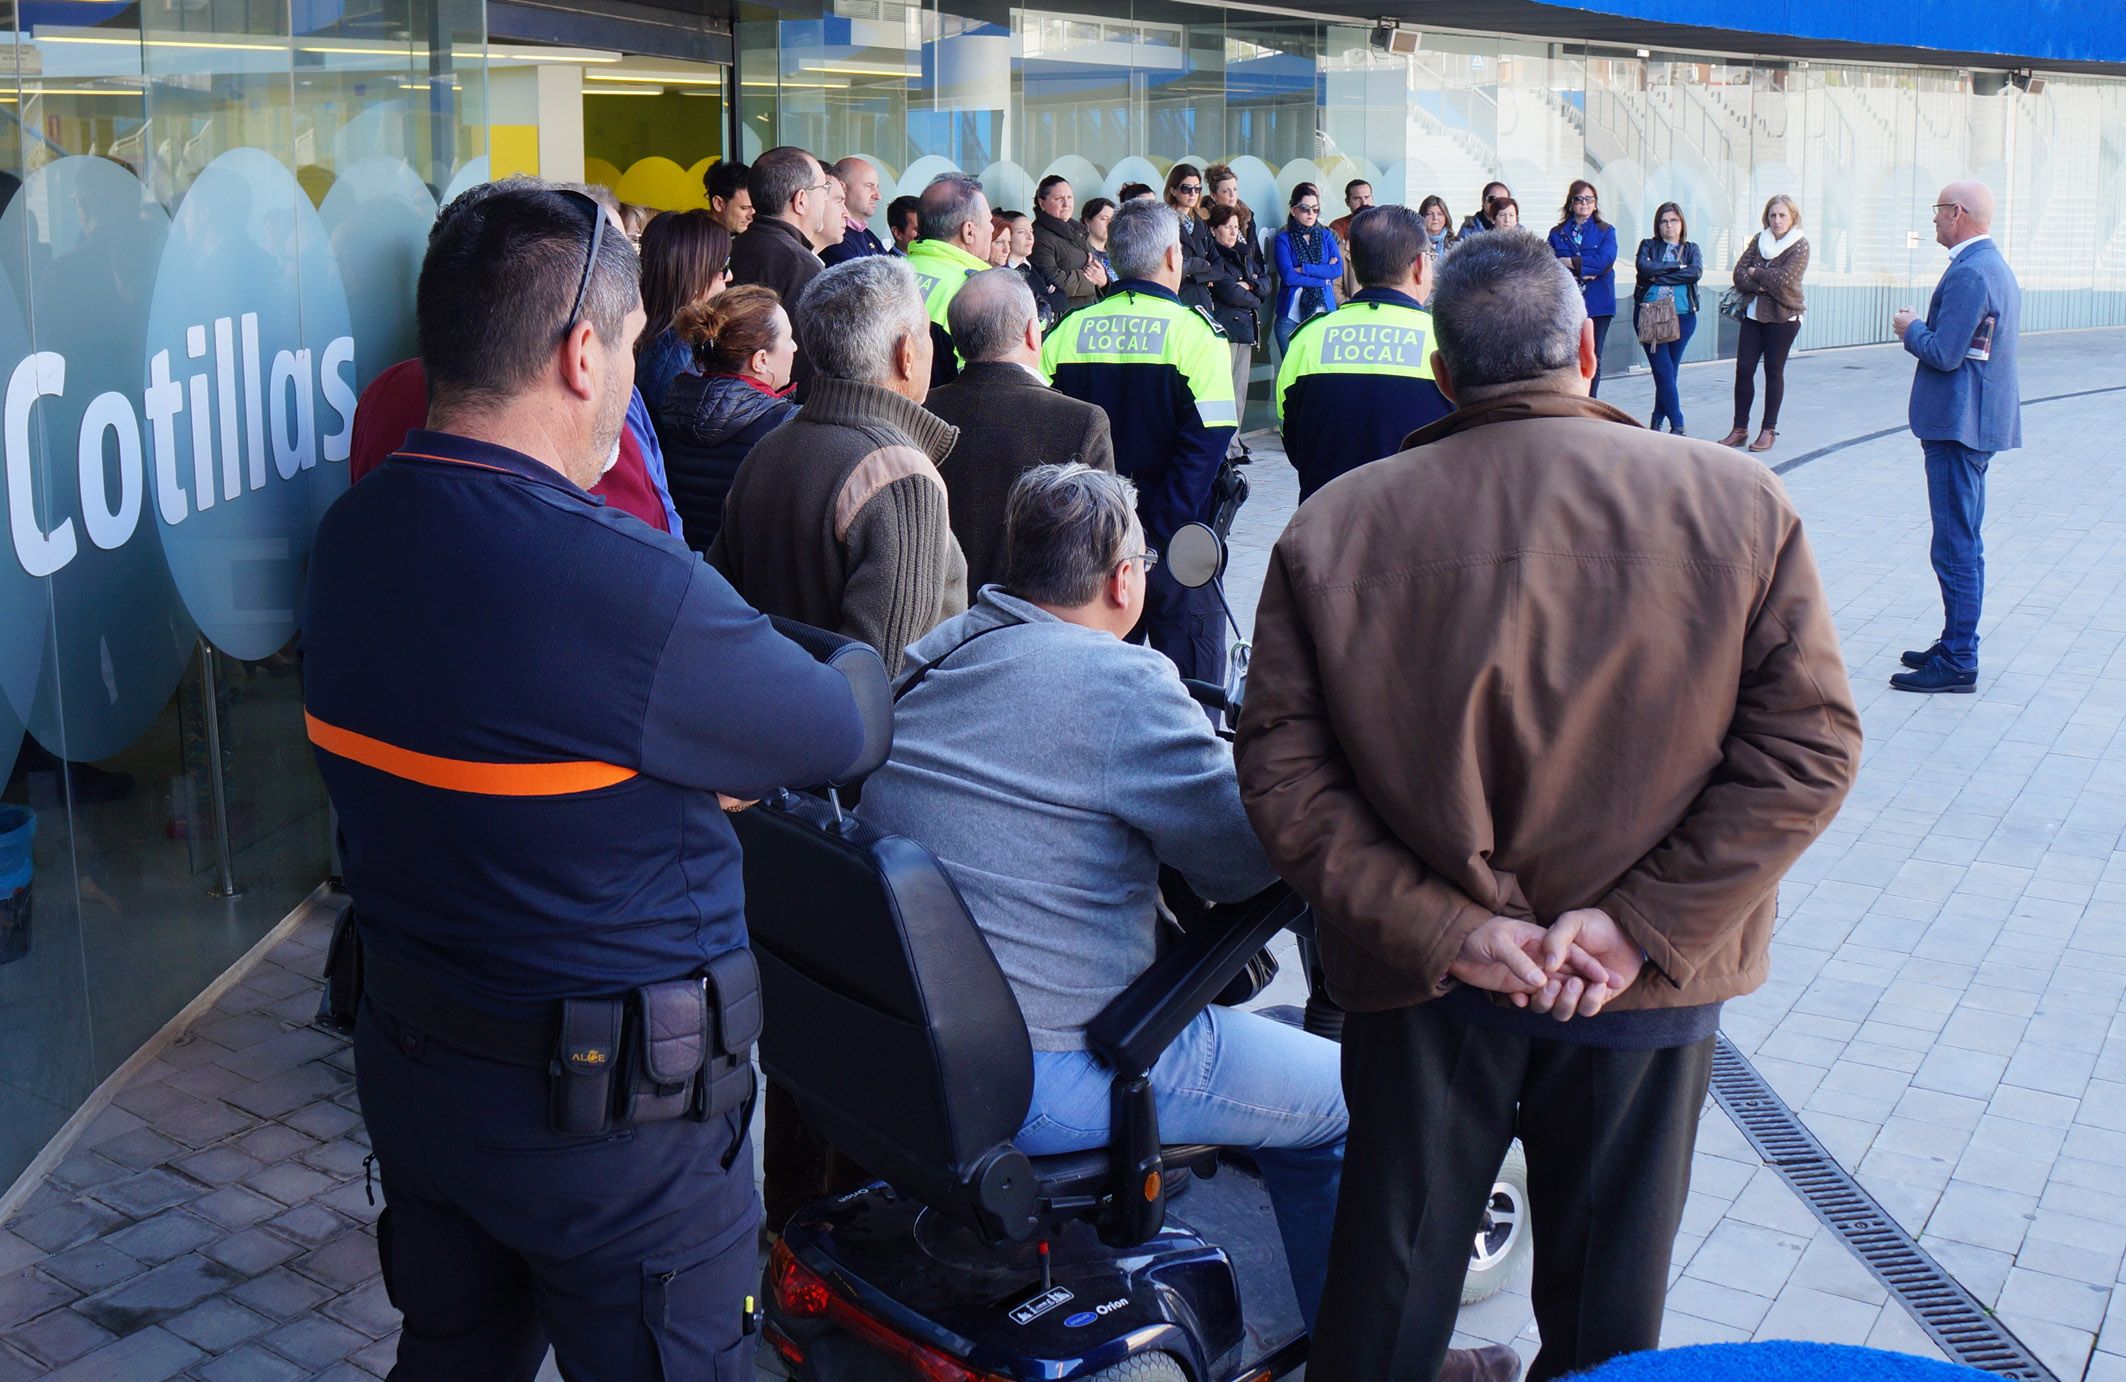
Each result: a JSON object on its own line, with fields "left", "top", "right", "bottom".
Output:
{"left": 1708, "top": 1036, "right": 2057, "bottom": 1380}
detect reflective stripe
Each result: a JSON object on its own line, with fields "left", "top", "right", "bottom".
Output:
{"left": 1195, "top": 401, "right": 1239, "bottom": 426}
{"left": 305, "top": 712, "right": 637, "bottom": 797}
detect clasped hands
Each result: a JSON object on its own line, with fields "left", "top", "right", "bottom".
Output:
{"left": 1447, "top": 908, "right": 1646, "bottom": 1022}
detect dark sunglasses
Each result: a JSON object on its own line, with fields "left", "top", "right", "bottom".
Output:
{"left": 557, "top": 188, "right": 606, "bottom": 339}
{"left": 1176, "top": 183, "right": 1202, "bottom": 193}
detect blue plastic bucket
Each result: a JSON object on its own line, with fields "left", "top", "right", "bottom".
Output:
{"left": 0, "top": 803, "right": 33, "bottom": 966}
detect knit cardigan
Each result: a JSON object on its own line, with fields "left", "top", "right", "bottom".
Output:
{"left": 1732, "top": 235, "right": 1809, "bottom": 322}
{"left": 708, "top": 376, "right": 968, "bottom": 674}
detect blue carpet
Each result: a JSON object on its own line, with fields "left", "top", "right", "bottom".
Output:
{"left": 1572, "top": 1342, "right": 1993, "bottom": 1380}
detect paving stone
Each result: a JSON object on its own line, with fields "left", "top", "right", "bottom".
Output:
{"left": 7, "top": 1201, "right": 124, "bottom": 1255}
{"left": 291, "top": 1231, "right": 381, "bottom": 1292}
{"left": 1685, "top": 1220, "right": 1809, "bottom": 1301}
{"left": 283, "top": 1101, "right": 364, "bottom": 1143}
{"left": 105, "top": 1209, "right": 223, "bottom": 1266}
{"left": 164, "top": 1295, "right": 275, "bottom": 1351}
{"left": 267, "top": 1202, "right": 352, "bottom": 1247}
{"left": 216, "top": 1028, "right": 345, "bottom": 1083}
{"left": 322, "top": 1277, "right": 400, "bottom": 1338}
{"left": 6, "top": 1303, "right": 116, "bottom": 1366}
{"left": 1789, "top": 1233, "right": 1889, "bottom": 1306}
{"left": 157, "top": 1098, "right": 258, "bottom": 1149}
{"left": 1928, "top": 1182, "right": 2042, "bottom": 1255}
{"left": 229, "top": 1266, "right": 335, "bottom": 1321}
{"left": 196, "top": 1342, "right": 313, "bottom": 1381}
{"left": 73, "top": 1253, "right": 243, "bottom": 1332}
{"left": 0, "top": 1235, "right": 37, "bottom": 1278}
{"left": 38, "top": 1325, "right": 202, "bottom": 1381}
{"left": 190, "top": 1187, "right": 285, "bottom": 1231}
{"left": 95, "top": 1126, "right": 188, "bottom": 1171}
{"left": 0, "top": 1268, "right": 78, "bottom": 1331}
{"left": 226, "top": 1063, "right": 351, "bottom": 1120}
{"left": 38, "top": 1240, "right": 142, "bottom": 1293}
{"left": 46, "top": 1153, "right": 127, "bottom": 1194}
{"left": 201, "top": 1226, "right": 304, "bottom": 1276}
{"left": 1997, "top": 1265, "right": 2112, "bottom": 1332}
{"left": 233, "top": 1125, "right": 317, "bottom": 1167}
{"left": 260, "top": 1313, "right": 371, "bottom": 1369}
{"left": 302, "top": 1139, "right": 372, "bottom": 1180}
{"left": 352, "top": 1333, "right": 399, "bottom": 1375}
{"left": 194, "top": 1012, "right": 288, "bottom": 1053}
{"left": 89, "top": 1167, "right": 205, "bottom": 1218}
{"left": 315, "top": 1179, "right": 384, "bottom": 1224}
{"left": 247, "top": 1161, "right": 339, "bottom": 1207}
{"left": 176, "top": 1146, "right": 268, "bottom": 1188}
{"left": 1752, "top": 1284, "right": 1884, "bottom": 1346}
{"left": 166, "top": 1061, "right": 253, "bottom": 1101}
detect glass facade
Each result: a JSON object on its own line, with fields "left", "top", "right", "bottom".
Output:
{"left": 0, "top": 1, "right": 487, "bottom": 1192}
{"left": 736, "top": 3, "right": 2126, "bottom": 373}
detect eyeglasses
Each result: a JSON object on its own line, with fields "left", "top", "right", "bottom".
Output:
{"left": 1932, "top": 202, "right": 1964, "bottom": 215}
{"left": 1295, "top": 203, "right": 1320, "bottom": 214}
{"left": 1571, "top": 194, "right": 1596, "bottom": 204}
{"left": 557, "top": 189, "right": 606, "bottom": 339}
{"left": 1176, "top": 183, "right": 1202, "bottom": 194}
{"left": 1122, "top": 548, "right": 1160, "bottom": 572}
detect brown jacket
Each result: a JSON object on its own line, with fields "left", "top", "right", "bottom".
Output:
{"left": 1733, "top": 234, "right": 1809, "bottom": 321}
{"left": 1235, "top": 389, "right": 1859, "bottom": 1013}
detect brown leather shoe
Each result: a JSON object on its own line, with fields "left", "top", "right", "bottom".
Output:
{"left": 1748, "top": 429, "right": 1777, "bottom": 452}
{"left": 1717, "top": 427, "right": 1749, "bottom": 447}
{"left": 1438, "top": 1343, "right": 1522, "bottom": 1382}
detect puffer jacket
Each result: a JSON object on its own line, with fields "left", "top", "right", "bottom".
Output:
{"left": 656, "top": 373, "right": 796, "bottom": 553}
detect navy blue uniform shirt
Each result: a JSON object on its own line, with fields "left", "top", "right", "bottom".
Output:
{"left": 304, "top": 429, "right": 864, "bottom": 1018}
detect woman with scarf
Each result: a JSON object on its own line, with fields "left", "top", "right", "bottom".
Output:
{"left": 1272, "top": 182, "right": 1344, "bottom": 356}
{"left": 1418, "top": 194, "right": 1458, "bottom": 261}
{"left": 655, "top": 285, "right": 798, "bottom": 553}
{"left": 1723, "top": 194, "right": 1810, "bottom": 453}
{"left": 1548, "top": 179, "right": 1619, "bottom": 396}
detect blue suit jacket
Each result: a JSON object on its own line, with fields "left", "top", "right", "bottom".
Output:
{"left": 1904, "top": 237, "right": 2021, "bottom": 453}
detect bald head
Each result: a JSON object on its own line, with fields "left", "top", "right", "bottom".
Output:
{"left": 948, "top": 267, "right": 1040, "bottom": 366}
{"left": 1935, "top": 180, "right": 1995, "bottom": 247}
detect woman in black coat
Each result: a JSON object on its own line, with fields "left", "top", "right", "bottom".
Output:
{"left": 1164, "top": 162, "right": 1218, "bottom": 313}
{"left": 1205, "top": 204, "right": 1265, "bottom": 459}
{"left": 655, "top": 285, "right": 797, "bottom": 553}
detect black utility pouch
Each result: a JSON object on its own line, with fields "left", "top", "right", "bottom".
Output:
{"left": 624, "top": 979, "right": 709, "bottom": 1124}
{"left": 699, "top": 948, "right": 763, "bottom": 1121}
{"left": 550, "top": 998, "right": 622, "bottom": 1135}
{"left": 315, "top": 905, "right": 363, "bottom": 1035}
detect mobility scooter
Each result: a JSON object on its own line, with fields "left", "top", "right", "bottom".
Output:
{"left": 736, "top": 528, "right": 1530, "bottom": 1381}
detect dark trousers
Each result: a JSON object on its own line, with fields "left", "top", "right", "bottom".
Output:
{"left": 1924, "top": 439, "right": 1992, "bottom": 670}
{"left": 354, "top": 1002, "right": 761, "bottom": 1381}
{"left": 1312, "top": 1002, "right": 1715, "bottom": 1382}
{"left": 1637, "top": 307, "right": 1698, "bottom": 431}
{"left": 1587, "top": 314, "right": 1613, "bottom": 398}
{"left": 1734, "top": 317, "right": 1801, "bottom": 430}
{"left": 1141, "top": 563, "right": 1225, "bottom": 683}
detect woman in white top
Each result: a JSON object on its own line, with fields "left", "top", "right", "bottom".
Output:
{"left": 1722, "top": 195, "right": 1810, "bottom": 453}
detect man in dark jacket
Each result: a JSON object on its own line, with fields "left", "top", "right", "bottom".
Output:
{"left": 925, "top": 269, "right": 1114, "bottom": 589}
{"left": 1275, "top": 206, "right": 1452, "bottom": 500}
{"left": 1237, "top": 229, "right": 1860, "bottom": 1382}
{"left": 822, "top": 156, "right": 888, "bottom": 265}
{"left": 307, "top": 178, "right": 863, "bottom": 1378}
{"left": 728, "top": 146, "right": 835, "bottom": 309}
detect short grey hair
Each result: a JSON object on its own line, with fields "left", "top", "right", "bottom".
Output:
{"left": 1002, "top": 464, "right": 1142, "bottom": 607}
{"left": 1108, "top": 200, "right": 1179, "bottom": 281}
{"left": 794, "top": 255, "right": 928, "bottom": 385}
{"left": 947, "top": 269, "right": 1036, "bottom": 364}
{"left": 1429, "top": 230, "right": 1587, "bottom": 391}
{"left": 919, "top": 172, "right": 986, "bottom": 242}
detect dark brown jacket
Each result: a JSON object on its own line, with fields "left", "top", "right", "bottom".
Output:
{"left": 708, "top": 376, "right": 967, "bottom": 674}
{"left": 1235, "top": 388, "right": 1859, "bottom": 1013}
{"left": 923, "top": 361, "right": 1115, "bottom": 591}
{"left": 1733, "top": 234, "right": 1809, "bottom": 321}
{"left": 1031, "top": 211, "right": 1103, "bottom": 310}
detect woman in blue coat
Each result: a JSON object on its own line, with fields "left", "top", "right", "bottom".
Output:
{"left": 1549, "top": 180, "right": 1618, "bottom": 396}
{"left": 1271, "top": 182, "right": 1344, "bottom": 356}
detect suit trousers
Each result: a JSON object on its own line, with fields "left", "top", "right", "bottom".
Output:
{"left": 1923, "top": 439, "right": 1991, "bottom": 670}
{"left": 1311, "top": 1000, "right": 1715, "bottom": 1382}
{"left": 354, "top": 1001, "right": 761, "bottom": 1381}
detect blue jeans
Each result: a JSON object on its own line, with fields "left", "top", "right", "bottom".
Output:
{"left": 1637, "top": 307, "right": 1697, "bottom": 431}
{"left": 1924, "top": 439, "right": 1991, "bottom": 670}
{"left": 1021, "top": 1007, "right": 1346, "bottom": 1330}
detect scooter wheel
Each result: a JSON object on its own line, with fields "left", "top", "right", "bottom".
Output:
{"left": 1461, "top": 1141, "right": 1532, "bottom": 1305}
{"left": 1081, "top": 1353, "right": 1189, "bottom": 1381}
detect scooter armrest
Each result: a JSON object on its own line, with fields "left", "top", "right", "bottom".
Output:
{"left": 1084, "top": 881, "right": 1305, "bottom": 1076}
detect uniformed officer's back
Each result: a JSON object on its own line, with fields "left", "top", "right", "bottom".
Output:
{"left": 302, "top": 176, "right": 864, "bottom": 1381}
{"left": 1275, "top": 204, "right": 1454, "bottom": 501}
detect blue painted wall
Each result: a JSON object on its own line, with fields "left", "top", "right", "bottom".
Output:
{"left": 1557, "top": 0, "right": 2123, "bottom": 68}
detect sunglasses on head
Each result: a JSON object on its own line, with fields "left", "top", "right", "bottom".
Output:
{"left": 556, "top": 188, "right": 606, "bottom": 339}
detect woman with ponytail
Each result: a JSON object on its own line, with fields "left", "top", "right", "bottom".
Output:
{"left": 653, "top": 284, "right": 797, "bottom": 552}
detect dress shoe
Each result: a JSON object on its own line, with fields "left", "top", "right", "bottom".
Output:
{"left": 1900, "top": 641, "right": 1947, "bottom": 669}
{"left": 1889, "top": 659, "right": 1977, "bottom": 694}
{"left": 1438, "top": 1343, "right": 1522, "bottom": 1382}
{"left": 1748, "top": 429, "right": 1777, "bottom": 452}
{"left": 1718, "top": 427, "right": 1749, "bottom": 447}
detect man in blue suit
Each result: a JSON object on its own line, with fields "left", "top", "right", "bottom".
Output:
{"left": 1890, "top": 180, "right": 2020, "bottom": 694}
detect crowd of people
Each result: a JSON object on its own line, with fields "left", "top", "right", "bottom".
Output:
{"left": 315, "top": 145, "right": 2052, "bottom": 1380}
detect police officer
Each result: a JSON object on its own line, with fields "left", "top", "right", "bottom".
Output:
{"left": 1042, "top": 199, "right": 1238, "bottom": 683}
{"left": 902, "top": 171, "right": 995, "bottom": 387}
{"left": 1276, "top": 204, "right": 1453, "bottom": 501}
{"left": 303, "top": 179, "right": 865, "bottom": 1378}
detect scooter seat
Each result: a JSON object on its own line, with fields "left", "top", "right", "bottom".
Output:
{"left": 1024, "top": 1144, "right": 1222, "bottom": 1205}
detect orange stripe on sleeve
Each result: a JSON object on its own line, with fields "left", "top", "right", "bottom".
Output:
{"left": 305, "top": 712, "right": 637, "bottom": 797}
